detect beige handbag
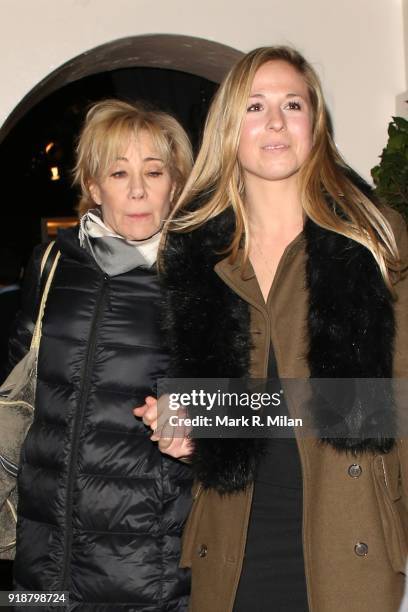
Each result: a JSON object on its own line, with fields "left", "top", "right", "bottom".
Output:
{"left": 0, "top": 241, "right": 60, "bottom": 559}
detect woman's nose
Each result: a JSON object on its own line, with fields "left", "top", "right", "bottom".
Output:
{"left": 266, "top": 108, "right": 285, "bottom": 132}
{"left": 129, "top": 177, "right": 145, "bottom": 199}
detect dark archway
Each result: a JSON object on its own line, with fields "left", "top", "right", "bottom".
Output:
{"left": 0, "top": 34, "right": 243, "bottom": 145}
{"left": 0, "top": 35, "right": 242, "bottom": 260}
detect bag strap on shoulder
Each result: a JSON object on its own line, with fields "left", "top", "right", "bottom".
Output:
{"left": 32, "top": 241, "right": 60, "bottom": 324}
{"left": 39, "top": 241, "right": 60, "bottom": 304}
{"left": 31, "top": 241, "right": 61, "bottom": 350}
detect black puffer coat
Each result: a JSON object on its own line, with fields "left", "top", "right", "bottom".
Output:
{"left": 10, "top": 227, "right": 192, "bottom": 611}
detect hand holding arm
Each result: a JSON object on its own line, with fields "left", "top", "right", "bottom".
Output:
{"left": 133, "top": 395, "right": 193, "bottom": 460}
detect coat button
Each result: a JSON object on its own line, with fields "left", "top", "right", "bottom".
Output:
{"left": 348, "top": 464, "right": 362, "bottom": 478}
{"left": 198, "top": 544, "right": 208, "bottom": 558}
{"left": 354, "top": 542, "right": 368, "bottom": 556}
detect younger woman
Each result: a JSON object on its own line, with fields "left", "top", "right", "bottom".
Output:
{"left": 137, "top": 47, "right": 408, "bottom": 612}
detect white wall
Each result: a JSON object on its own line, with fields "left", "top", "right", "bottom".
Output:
{"left": 399, "top": 0, "right": 408, "bottom": 116}
{"left": 0, "top": 0, "right": 405, "bottom": 180}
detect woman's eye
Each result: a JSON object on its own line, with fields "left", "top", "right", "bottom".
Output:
{"left": 147, "top": 171, "right": 163, "bottom": 177}
{"left": 285, "top": 100, "right": 301, "bottom": 110}
{"left": 247, "top": 102, "right": 262, "bottom": 112}
{"left": 111, "top": 170, "right": 126, "bottom": 178}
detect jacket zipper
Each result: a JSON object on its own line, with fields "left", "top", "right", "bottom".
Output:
{"left": 59, "top": 274, "right": 109, "bottom": 590}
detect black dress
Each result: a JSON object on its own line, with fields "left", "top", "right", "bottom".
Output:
{"left": 233, "top": 348, "right": 309, "bottom": 612}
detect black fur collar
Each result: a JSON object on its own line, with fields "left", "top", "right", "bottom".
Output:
{"left": 161, "top": 207, "right": 395, "bottom": 493}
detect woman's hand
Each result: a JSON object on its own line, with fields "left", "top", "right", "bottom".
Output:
{"left": 133, "top": 396, "right": 193, "bottom": 460}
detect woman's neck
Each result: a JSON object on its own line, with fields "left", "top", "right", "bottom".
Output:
{"left": 245, "top": 175, "right": 304, "bottom": 237}
{"left": 245, "top": 176, "right": 304, "bottom": 303}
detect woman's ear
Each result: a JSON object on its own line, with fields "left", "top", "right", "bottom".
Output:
{"left": 88, "top": 181, "right": 102, "bottom": 206}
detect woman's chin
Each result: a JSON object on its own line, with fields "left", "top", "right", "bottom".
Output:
{"left": 121, "top": 216, "right": 162, "bottom": 241}
{"left": 125, "top": 227, "right": 161, "bottom": 241}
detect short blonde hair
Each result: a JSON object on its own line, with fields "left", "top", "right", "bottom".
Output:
{"left": 73, "top": 99, "right": 193, "bottom": 217}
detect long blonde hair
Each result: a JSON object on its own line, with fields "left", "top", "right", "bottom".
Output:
{"left": 165, "top": 46, "right": 399, "bottom": 289}
{"left": 73, "top": 99, "right": 193, "bottom": 217}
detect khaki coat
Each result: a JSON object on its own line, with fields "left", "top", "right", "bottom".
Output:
{"left": 180, "top": 208, "right": 408, "bottom": 612}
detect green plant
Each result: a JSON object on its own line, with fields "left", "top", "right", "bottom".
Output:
{"left": 371, "top": 116, "right": 408, "bottom": 220}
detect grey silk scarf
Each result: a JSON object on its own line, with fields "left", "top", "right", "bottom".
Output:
{"left": 79, "top": 208, "right": 161, "bottom": 276}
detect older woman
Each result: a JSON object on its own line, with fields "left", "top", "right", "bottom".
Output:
{"left": 10, "top": 99, "right": 193, "bottom": 610}
{"left": 137, "top": 47, "right": 408, "bottom": 612}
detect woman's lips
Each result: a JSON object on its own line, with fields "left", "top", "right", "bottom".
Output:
{"left": 126, "top": 213, "right": 151, "bottom": 219}
{"left": 262, "top": 144, "right": 288, "bottom": 151}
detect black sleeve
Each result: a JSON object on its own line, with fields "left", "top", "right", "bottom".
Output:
{"left": 7, "top": 244, "right": 48, "bottom": 373}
